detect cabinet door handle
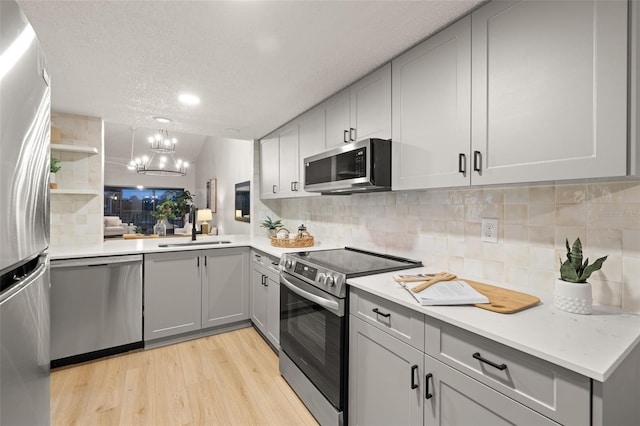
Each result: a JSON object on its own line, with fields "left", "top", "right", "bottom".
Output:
{"left": 425, "top": 373, "right": 433, "bottom": 399}
{"left": 410, "top": 364, "right": 419, "bottom": 390}
{"left": 272, "top": 185, "right": 277, "bottom": 193}
{"left": 204, "top": 256, "right": 207, "bottom": 267}
{"left": 473, "top": 352, "right": 507, "bottom": 370}
{"left": 372, "top": 307, "right": 390, "bottom": 318}
{"left": 261, "top": 275, "right": 267, "bottom": 286}
{"left": 473, "top": 150, "right": 482, "bottom": 174}
{"left": 197, "top": 257, "right": 200, "bottom": 267}
{"left": 295, "top": 182, "right": 299, "bottom": 191}
{"left": 255, "top": 254, "right": 262, "bottom": 261}
{"left": 349, "top": 127, "right": 356, "bottom": 142}
{"left": 458, "top": 153, "right": 466, "bottom": 176}
{"left": 344, "top": 130, "right": 350, "bottom": 143}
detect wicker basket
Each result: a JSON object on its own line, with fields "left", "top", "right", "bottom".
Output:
{"left": 270, "top": 227, "right": 314, "bottom": 248}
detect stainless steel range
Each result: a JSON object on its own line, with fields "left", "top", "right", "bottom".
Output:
{"left": 279, "top": 247, "right": 422, "bottom": 426}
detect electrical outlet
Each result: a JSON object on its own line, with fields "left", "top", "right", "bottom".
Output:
{"left": 481, "top": 218, "right": 498, "bottom": 243}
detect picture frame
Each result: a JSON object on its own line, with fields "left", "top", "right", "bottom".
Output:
{"left": 206, "top": 178, "right": 217, "bottom": 213}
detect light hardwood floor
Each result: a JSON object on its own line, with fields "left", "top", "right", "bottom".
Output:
{"left": 51, "top": 327, "right": 319, "bottom": 425}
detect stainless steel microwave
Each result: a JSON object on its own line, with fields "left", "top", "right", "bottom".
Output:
{"left": 303, "top": 138, "right": 391, "bottom": 194}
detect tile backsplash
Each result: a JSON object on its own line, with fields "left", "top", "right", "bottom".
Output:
{"left": 256, "top": 181, "right": 640, "bottom": 313}
{"left": 50, "top": 113, "right": 104, "bottom": 247}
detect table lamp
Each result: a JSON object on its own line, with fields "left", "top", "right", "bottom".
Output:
{"left": 197, "top": 209, "right": 213, "bottom": 234}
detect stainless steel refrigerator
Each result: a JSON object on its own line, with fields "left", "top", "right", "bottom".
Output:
{"left": 0, "top": 1, "right": 52, "bottom": 424}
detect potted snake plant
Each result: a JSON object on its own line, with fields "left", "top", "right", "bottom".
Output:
{"left": 554, "top": 238, "right": 607, "bottom": 314}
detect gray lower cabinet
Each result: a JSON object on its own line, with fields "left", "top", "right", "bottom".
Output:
{"left": 144, "top": 251, "right": 202, "bottom": 340}
{"left": 349, "top": 288, "right": 592, "bottom": 426}
{"left": 423, "top": 355, "right": 557, "bottom": 425}
{"left": 349, "top": 316, "right": 423, "bottom": 426}
{"left": 144, "top": 248, "right": 250, "bottom": 342}
{"left": 250, "top": 250, "right": 280, "bottom": 350}
{"left": 202, "top": 248, "right": 250, "bottom": 328}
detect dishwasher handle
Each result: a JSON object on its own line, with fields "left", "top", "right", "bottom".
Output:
{"left": 51, "top": 254, "right": 143, "bottom": 269}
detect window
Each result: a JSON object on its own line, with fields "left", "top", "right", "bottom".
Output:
{"left": 104, "top": 186, "right": 186, "bottom": 234}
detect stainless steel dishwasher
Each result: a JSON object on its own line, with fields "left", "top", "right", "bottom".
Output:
{"left": 50, "top": 255, "right": 143, "bottom": 367}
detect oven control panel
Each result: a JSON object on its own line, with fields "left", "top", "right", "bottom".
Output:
{"left": 294, "top": 262, "right": 317, "bottom": 281}
{"left": 281, "top": 257, "right": 346, "bottom": 298}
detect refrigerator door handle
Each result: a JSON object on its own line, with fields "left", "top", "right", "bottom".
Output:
{"left": 0, "top": 256, "right": 47, "bottom": 304}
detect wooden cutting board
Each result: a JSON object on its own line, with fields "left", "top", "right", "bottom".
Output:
{"left": 463, "top": 279, "right": 540, "bottom": 314}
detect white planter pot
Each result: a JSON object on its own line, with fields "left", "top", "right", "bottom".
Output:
{"left": 49, "top": 172, "right": 57, "bottom": 189}
{"left": 554, "top": 279, "right": 592, "bottom": 315}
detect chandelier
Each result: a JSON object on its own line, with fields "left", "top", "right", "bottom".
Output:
{"left": 128, "top": 129, "right": 189, "bottom": 176}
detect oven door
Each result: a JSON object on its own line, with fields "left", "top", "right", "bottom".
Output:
{"left": 280, "top": 272, "right": 346, "bottom": 410}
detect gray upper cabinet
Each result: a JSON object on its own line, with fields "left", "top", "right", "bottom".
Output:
{"left": 392, "top": 16, "right": 471, "bottom": 190}
{"left": 349, "top": 63, "right": 392, "bottom": 143}
{"left": 201, "top": 248, "right": 250, "bottom": 328}
{"left": 144, "top": 251, "right": 201, "bottom": 341}
{"left": 275, "top": 123, "right": 300, "bottom": 198}
{"left": 325, "top": 63, "right": 391, "bottom": 149}
{"left": 260, "top": 114, "right": 318, "bottom": 200}
{"left": 471, "top": 0, "right": 628, "bottom": 185}
{"left": 259, "top": 135, "right": 279, "bottom": 198}
{"left": 324, "top": 89, "right": 352, "bottom": 148}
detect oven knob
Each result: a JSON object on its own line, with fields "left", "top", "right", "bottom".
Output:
{"left": 284, "top": 260, "right": 293, "bottom": 269}
{"left": 317, "top": 273, "right": 326, "bottom": 284}
{"left": 324, "top": 275, "right": 335, "bottom": 287}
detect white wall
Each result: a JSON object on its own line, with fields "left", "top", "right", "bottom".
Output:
{"left": 195, "top": 136, "right": 253, "bottom": 235}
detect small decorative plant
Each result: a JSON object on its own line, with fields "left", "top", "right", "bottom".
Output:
{"left": 559, "top": 238, "right": 608, "bottom": 283}
{"left": 174, "top": 190, "right": 194, "bottom": 218}
{"left": 260, "top": 216, "right": 283, "bottom": 230}
{"left": 152, "top": 200, "right": 178, "bottom": 221}
{"left": 50, "top": 157, "right": 61, "bottom": 173}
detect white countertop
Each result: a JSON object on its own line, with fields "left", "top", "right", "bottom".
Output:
{"left": 347, "top": 267, "right": 640, "bottom": 382}
{"left": 48, "top": 234, "right": 341, "bottom": 260}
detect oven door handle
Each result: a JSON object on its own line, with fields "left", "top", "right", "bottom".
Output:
{"left": 280, "top": 275, "right": 341, "bottom": 315}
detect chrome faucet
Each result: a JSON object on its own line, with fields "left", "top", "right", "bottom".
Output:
{"left": 190, "top": 205, "right": 197, "bottom": 241}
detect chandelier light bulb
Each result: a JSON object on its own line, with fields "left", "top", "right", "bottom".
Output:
{"left": 172, "top": 138, "right": 177, "bottom": 144}
{"left": 148, "top": 137, "right": 154, "bottom": 144}
{"left": 159, "top": 163, "right": 165, "bottom": 169}
{"left": 184, "top": 161, "right": 190, "bottom": 168}
{"left": 160, "top": 156, "right": 167, "bottom": 163}
{"left": 142, "top": 155, "right": 149, "bottom": 163}
{"left": 135, "top": 157, "right": 141, "bottom": 164}
{"left": 155, "top": 133, "right": 162, "bottom": 142}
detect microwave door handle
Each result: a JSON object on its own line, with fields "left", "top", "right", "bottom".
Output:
{"left": 280, "top": 275, "right": 340, "bottom": 315}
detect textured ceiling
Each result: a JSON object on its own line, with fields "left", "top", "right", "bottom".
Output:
{"left": 18, "top": 0, "right": 484, "bottom": 151}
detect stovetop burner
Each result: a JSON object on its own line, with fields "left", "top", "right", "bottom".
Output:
{"left": 280, "top": 247, "right": 422, "bottom": 298}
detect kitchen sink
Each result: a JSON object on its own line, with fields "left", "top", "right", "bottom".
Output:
{"left": 158, "top": 240, "right": 232, "bottom": 248}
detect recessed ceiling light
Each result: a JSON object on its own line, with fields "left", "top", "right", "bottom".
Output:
{"left": 153, "top": 116, "right": 172, "bottom": 124}
{"left": 224, "top": 128, "right": 240, "bottom": 133}
{"left": 178, "top": 93, "right": 200, "bottom": 105}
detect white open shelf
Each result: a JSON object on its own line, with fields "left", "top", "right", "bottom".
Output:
{"left": 50, "top": 189, "right": 101, "bottom": 196}
{"left": 50, "top": 143, "right": 98, "bottom": 155}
